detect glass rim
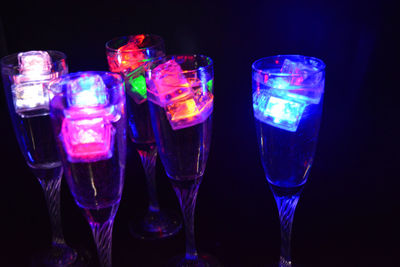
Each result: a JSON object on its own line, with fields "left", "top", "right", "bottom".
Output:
{"left": 54, "top": 71, "right": 123, "bottom": 85}
{"left": 0, "top": 50, "right": 67, "bottom": 69}
{"left": 156, "top": 54, "right": 213, "bottom": 74}
{"left": 49, "top": 71, "right": 124, "bottom": 106}
{"left": 105, "top": 34, "right": 164, "bottom": 53}
{"left": 252, "top": 55, "right": 326, "bottom": 76}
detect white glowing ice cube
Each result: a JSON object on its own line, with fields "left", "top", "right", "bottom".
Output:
{"left": 18, "top": 51, "right": 52, "bottom": 77}
{"left": 67, "top": 75, "right": 109, "bottom": 107}
{"left": 12, "top": 81, "right": 50, "bottom": 115}
{"left": 253, "top": 90, "right": 306, "bottom": 132}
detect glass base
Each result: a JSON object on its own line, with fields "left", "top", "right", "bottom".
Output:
{"left": 32, "top": 244, "right": 92, "bottom": 267}
{"left": 31, "top": 243, "right": 77, "bottom": 266}
{"left": 129, "top": 209, "right": 182, "bottom": 240}
{"left": 167, "top": 253, "right": 221, "bottom": 267}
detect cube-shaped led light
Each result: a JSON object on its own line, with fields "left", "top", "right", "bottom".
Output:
{"left": 67, "top": 75, "right": 108, "bottom": 107}
{"left": 61, "top": 115, "right": 114, "bottom": 162}
{"left": 127, "top": 74, "right": 147, "bottom": 104}
{"left": 253, "top": 91, "right": 306, "bottom": 132}
{"left": 12, "top": 51, "right": 53, "bottom": 115}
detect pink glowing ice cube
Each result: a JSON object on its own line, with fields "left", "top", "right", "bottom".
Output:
{"left": 147, "top": 60, "right": 192, "bottom": 106}
{"left": 61, "top": 114, "right": 114, "bottom": 162}
{"left": 18, "top": 51, "right": 52, "bottom": 76}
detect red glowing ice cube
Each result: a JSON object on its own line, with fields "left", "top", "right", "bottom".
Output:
{"left": 108, "top": 38, "right": 146, "bottom": 73}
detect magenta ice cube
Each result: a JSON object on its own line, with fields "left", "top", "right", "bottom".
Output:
{"left": 61, "top": 114, "right": 115, "bottom": 163}
{"left": 147, "top": 60, "right": 193, "bottom": 107}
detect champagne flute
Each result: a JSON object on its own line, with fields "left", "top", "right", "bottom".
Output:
{"left": 0, "top": 50, "right": 78, "bottom": 266}
{"left": 147, "top": 55, "right": 220, "bottom": 266}
{"left": 49, "top": 71, "right": 126, "bottom": 267}
{"left": 252, "top": 55, "right": 325, "bottom": 266}
{"left": 106, "top": 34, "right": 181, "bottom": 240}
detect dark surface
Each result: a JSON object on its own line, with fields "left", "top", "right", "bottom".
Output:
{"left": 0, "top": 0, "right": 397, "bottom": 266}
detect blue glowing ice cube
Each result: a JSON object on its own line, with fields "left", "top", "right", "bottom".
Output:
{"left": 279, "top": 59, "right": 323, "bottom": 104}
{"left": 253, "top": 91, "right": 306, "bottom": 132}
{"left": 67, "top": 75, "right": 108, "bottom": 107}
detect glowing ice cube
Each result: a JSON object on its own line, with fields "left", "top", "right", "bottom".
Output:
{"left": 67, "top": 75, "right": 108, "bottom": 107}
{"left": 108, "top": 37, "right": 147, "bottom": 73}
{"left": 279, "top": 59, "right": 323, "bottom": 103}
{"left": 18, "top": 51, "right": 52, "bottom": 75}
{"left": 61, "top": 116, "right": 114, "bottom": 162}
{"left": 165, "top": 91, "right": 213, "bottom": 130}
{"left": 12, "top": 81, "right": 50, "bottom": 115}
{"left": 253, "top": 91, "right": 306, "bottom": 132}
{"left": 147, "top": 60, "right": 192, "bottom": 107}
{"left": 266, "top": 77, "right": 291, "bottom": 89}
{"left": 126, "top": 73, "right": 147, "bottom": 104}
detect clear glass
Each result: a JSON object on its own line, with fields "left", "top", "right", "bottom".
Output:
{"left": 147, "top": 55, "right": 220, "bottom": 266}
{"left": 252, "top": 55, "right": 325, "bottom": 266}
{"left": 49, "top": 71, "right": 127, "bottom": 267}
{"left": 0, "top": 51, "right": 78, "bottom": 266}
{"left": 106, "top": 34, "right": 181, "bottom": 240}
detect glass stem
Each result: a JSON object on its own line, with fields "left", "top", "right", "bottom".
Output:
{"left": 171, "top": 177, "right": 202, "bottom": 260}
{"left": 37, "top": 167, "right": 66, "bottom": 246}
{"left": 273, "top": 192, "right": 301, "bottom": 267}
{"left": 137, "top": 145, "right": 160, "bottom": 213}
{"left": 90, "top": 220, "right": 114, "bottom": 267}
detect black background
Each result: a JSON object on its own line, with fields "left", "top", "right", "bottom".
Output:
{"left": 0, "top": 0, "right": 398, "bottom": 266}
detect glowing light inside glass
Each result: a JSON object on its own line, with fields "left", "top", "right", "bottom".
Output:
{"left": 108, "top": 36, "right": 148, "bottom": 73}
{"left": 253, "top": 58, "right": 325, "bottom": 132}
{"left": 147, "top": 60, "right": 192, "bottom": 107}
{"left": 128, "top": 75, "right": 147, "bottom": 103}
{"left": 18, "top": 51, "right": 51, "bottom": 76}
{"left": 12, "top": 51, "right": 53, "bottom": 113}
{"left": 67, "top": 75, "right": 108, "bottom": 107}
{"left": 148, "top": 59, "right": 214, "bottom": 130}
{"left": 165, "top": 92, "right": 213, "bottom": 130}
{"left": 60, "top": 73, "right": 117, "bottom": 162}
{"left": 254, "top": 92, "right": 305, "bottom": 132}
{"left": 61, "top": 114, "right": 113, "bottom": 162}
{"left": 206, "top": 79, "right": 213, "bottom": 92}
{"left": 13, "top": 82, "right": 48, "bottom": 111}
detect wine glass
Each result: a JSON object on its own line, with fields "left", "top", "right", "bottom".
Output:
{"left": 49, "top": 71, "right": 126, "bottom": 267}
{"left": 106, "top": 34, "right": 181, "bottom": 240}
{"left": 252, "top": 55, "right": 325, "bottom": 266}
{"left": 146, "top": 55, "right": 220, "bottom": 266}
{"left": 0, "top": 50, "right": 78, "bottom": 266}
